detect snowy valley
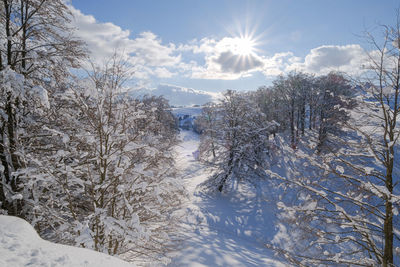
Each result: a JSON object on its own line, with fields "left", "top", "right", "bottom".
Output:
{"left": 0, "top": 1, "right": 400, "bottom": 267}
{"left": 0, "top": 127, "right": 284, "bottom": 267}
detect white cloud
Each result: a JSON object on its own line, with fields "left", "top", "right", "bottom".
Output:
{"left": 152, "top": 67, "right": 174, "bottom": 78}
{"left": 69, "top": 6, "right": 181, "bottom": 79}
{"left": 261, "top": 52, "right": 296, "bottom": 76}
{"left": 287, "top": 44, "right": 367, "bottom": 75}
{"left": 127, "top": 32, "right": 180, "bottom": 67}
{"left": 70, "top": 6, "right": 132, "bottom": 60}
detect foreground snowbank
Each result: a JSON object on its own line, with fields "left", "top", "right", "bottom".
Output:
{"left": 0, "top": 215, "right": 133, "bottom": 267}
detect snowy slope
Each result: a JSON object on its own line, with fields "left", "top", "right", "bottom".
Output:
{"left": 130, "top": 84, "right": 221, "bottom": 106}
{"left": 0, "top": 215, "right": 134, "bottom": 267}
{"left": 168, "top": 130, "right": 284, "bottom": 267}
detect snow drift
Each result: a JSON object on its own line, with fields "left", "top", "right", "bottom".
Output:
{"left": 0, "top": 215, "right": 133, "bottom": 267}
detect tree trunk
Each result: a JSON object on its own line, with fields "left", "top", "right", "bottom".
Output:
{"left": 0, "top": 126, "right": 9, "bottom": 211}
{"left": 4, "top": 0, "right": 13, "bottom": 68}
{"left": 218, "top": 147, "right": 234, "bottom": 192}
{"left": 4, "top": 94, "right": 22, "bottom": 216}
{"left": 309, "top": 103, "right": 313, "bottom": 130}
{"left": 21, "top": 1, "right": 28, "bottom": 74}
{"left": 290, "top": 98, "right": 295, "bottom": 147}
{"left": 317, "top": 108, "right": 326, "bottom": 152}
{"left": 383, "top": 197, "right": 393, "bottom": 266}
{"left": 300, "top": 99, "right": 305, "bottom": 134}
{"left": 383, "top": 138, "right": 394, "bottom": 266}
{"left": 296, "top": 108, "right": 300, "bottom": 139}
{"left": 211, "top": 141, "right": 216, "bottom": 158}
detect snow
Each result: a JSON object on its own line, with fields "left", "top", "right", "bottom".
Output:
{"left": 336, "top": 165, "right": 344, "bottom": 174}
{"left": 168, "top": 130, "right": 284, "bottom": 266}
{"left": 0, "top": 129, "right": 284, "bottom": 267}
{"left": 31, "top": 85, "right": 50, "bottom": 109}
{"left": 130, "top": 84, "right": 221, "bottom": 106}
{"left": 0, "top": 215, "right": 134, "bottom": 267}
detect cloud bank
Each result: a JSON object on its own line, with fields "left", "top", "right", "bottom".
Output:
{"left": 69, "top": 5, "right": 370, "bottom": 83}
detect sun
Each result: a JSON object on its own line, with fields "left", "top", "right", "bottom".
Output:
{"left": 230, "top": 37, "right": 256, "bottom": 56}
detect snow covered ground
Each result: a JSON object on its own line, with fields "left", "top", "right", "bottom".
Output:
{"left": 0, "top": 129, "right": 284, "bottom": 267}
{"left": 168, "top": 130, "right": 284, "bottom": 267}
{"left": 0, "top": 215, "right": 134, "bottom": 267}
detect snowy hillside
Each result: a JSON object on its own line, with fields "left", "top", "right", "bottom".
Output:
{"left": 131, "top": 84, "right": 221, "bottom": 106}
{"left": 0, "top": 215, "right": 133, "bottom": 267}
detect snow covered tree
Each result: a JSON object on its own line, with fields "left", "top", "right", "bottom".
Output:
{"left": 0, "top": 0, "right": 84, "bottom": 76}
{"left": 197, "top": 102, "right": 219, "bottom": 160}
{"left": 256, "top": 72, "right": 353, "bottom": 151}
{"left": 307, "top": 78, "right": 320, "bottom": 130}
{"left": 272, "top": 74, "right": 298, "bottom": 147}
{"left": 200, "top": 90, "right": 274, "bottom": 192}
{"left": 258, "top": 72, "right": 315, "bottom": 147}
{"left": 315, "top": 73, "right": 354, "bottom": 152}
{"left": 16, "top": 57, "right": 185, "bottom": 264}
{"left": 267, "top": 16, "right": 400, "bottom": 267}
{"left": 0, "top": 0, "right": 85, "bottom": 216}
{"left": 254, "top": 86, "right": 283, "bottom": 135}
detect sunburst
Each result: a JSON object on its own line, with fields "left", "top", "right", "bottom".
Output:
{"left": 230, "top": 36, "right": 256, "bottom": 56}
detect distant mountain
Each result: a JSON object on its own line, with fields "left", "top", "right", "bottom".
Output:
{"left": 130, "top": 84, "right": 221, "bottom": 106}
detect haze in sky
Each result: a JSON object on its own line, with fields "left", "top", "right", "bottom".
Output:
{"left": 70, "top": 0, "right": 399, "bottom": 93}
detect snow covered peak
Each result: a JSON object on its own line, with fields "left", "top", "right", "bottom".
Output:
{"left": 131, "top": 84, "right": 221, "bottom": 106}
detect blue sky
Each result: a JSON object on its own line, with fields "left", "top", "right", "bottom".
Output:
{"left": 69, "top": 0, "right": 399, "bottom": 93}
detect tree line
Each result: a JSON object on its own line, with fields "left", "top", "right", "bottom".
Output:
{"left": 197, "top": 72, "right": 354, "bottom": 192}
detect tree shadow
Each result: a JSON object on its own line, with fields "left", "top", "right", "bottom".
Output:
{"left": 169, "top": 181, "right": 282, "bottom": 266}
